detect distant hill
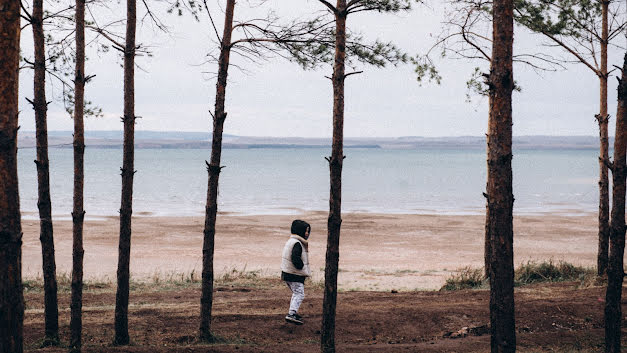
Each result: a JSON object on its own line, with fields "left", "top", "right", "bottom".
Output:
{"left": 17, "top": 131, "right": 610, "bottom": 150}
{"left": 45, "top": 130, "right": 223, "bottom": 140}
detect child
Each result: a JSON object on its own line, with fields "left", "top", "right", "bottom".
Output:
{"left": 281, "top": 219, "right": 311, "bottom": 325}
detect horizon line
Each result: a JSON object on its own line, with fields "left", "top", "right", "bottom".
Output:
{"left": 20, "top": 130, "right": 614, "bottom": 139}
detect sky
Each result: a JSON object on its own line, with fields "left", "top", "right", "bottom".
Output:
{"left": 16, "top": 0, "right": 622, "bottom": 138}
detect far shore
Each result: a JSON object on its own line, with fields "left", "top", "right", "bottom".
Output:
{"left": 21, "top": 212, "right": 598, "bottom": 291}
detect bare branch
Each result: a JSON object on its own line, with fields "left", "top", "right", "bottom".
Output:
{"left": 20, "top": 0, "right": 33, "bottom": 22}
{"left": 541, "top": 31, "right": 599, "bottom": 74}
{"left": 141, "top": 0, "right": 169, "bottom": 32}
{"left": 42, "top": 5, "right": 75, "bottom": 21}
{"left": 86, "top": 24, "right": 126, "bottom": 52}
{"left": 203, "top": 0, "right": 222, "bottom": 42}
{"left": 344, "top": 70, "right": 363, "bottom": 78}
{"left": 460, "top": 7, "right": 491, "bottom": 61}
{"left": 317, "top": 0, "right": 339, "bottom": 14}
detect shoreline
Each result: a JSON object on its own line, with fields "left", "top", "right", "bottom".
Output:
{"left": 21, "top": 212, "right": 599, "bottom": 290}
{"left": 19, "top": 208, "right": 596, "bottom": 221}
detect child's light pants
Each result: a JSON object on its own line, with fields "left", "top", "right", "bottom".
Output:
{"left": 285, "top": 281, "right": 305, "bottom": 315}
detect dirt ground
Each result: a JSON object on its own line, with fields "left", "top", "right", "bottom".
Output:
{"left": 23, "top": 280, "right": 625, "bottom": 352}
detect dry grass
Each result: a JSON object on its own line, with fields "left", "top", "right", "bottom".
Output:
{"left": 440, "top": 266, "right": 486, "bottom": 291}
{"left": 514, "top": 260, "right": 597, "bottom": 287}
{"left": 441, "top": 260, "right": 601, "bottom": 291}
{"left": 22, "top": 267, "right": 286, "bottom": 294}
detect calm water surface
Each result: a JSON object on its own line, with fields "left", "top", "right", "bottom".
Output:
{"left": 16, "top": 147, "right": 599, "bottom": 218}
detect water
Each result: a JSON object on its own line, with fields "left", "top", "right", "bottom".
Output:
{"left": 17, "top": 147, "right": 600, "bottom": 219}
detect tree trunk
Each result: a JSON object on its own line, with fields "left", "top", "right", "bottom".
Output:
{"left": 70, "top": 0, "right": 86, "bottom": 350}
{"left": 604, "top": 51, "right": 627, "bottom": 353}
{"left": 487, "top": 0, "right": 515, "bottom": 352}
{"left": 199, "top": 0, "right": 235, "bottom": 341}
{"left": 484, "top": 94, "right": 493, "bottom": 279}
{"left": 114, "top": 0, "right": 136, "bottom": 345}
{"left": 321, "top": 3, "right": 346, "bottom": 353}
{"left": 32, "top": 0, "right": 60, "bottom": 344}
{"left": 597, "top": 0, "right": 610, "bottom": 276}
{"left": 0, "top": 0, "right": 24, "bottom": 351}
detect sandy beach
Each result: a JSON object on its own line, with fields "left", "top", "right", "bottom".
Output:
{"left": 21, "top": 212, "right": 598, "bottom": 290}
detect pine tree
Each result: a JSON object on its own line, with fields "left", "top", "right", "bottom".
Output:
{"left": 604, "top": 47, "right": 627, "bottom": 353}
{"left": 0, "top": 0, "right": 24, "bottom": 351}
{"left": 70, "top": 0, "right": 87, "bottom": 349}
{"left": 29, "top": 0, "right": 60, "bottom": 343}
{"left": 114, "top": 0, "right": 137, "bottom": 344}
{"left": 514, "top": 0, "right": 626, "bottom": 276}
{"left": 486, "top": 0, "right": 516, "bottom": 350}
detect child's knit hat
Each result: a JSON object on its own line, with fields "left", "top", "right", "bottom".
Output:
{"left": 291, "top": 220, "right": 311, "bottom": 238}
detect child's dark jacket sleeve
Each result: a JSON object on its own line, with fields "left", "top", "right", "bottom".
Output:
{"left": 291, "top": 242, "right": 304, "bottom": 270}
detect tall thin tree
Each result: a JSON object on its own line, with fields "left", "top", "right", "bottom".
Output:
{"left": 114, "top": 0, "right": 137, "bottom": 344}
{"left": 604, "top": 39, "right": 627, "bottom": 353}
{"left": 321, "top": 1, "right": 347, "bottom": 351}
{"left": 486, "top": 0, "right": 515, "bottom": 351}
{"left": 415, "top": 0, "right": 560, "bottom": 279}
{"left": 0, "top": 0, "right": 24, "bottom": 351}
{"left": 438, "top": 0, "right": 624, "bottom": 277}
{"left": 29, "top": 0, "right": 60, "bottom": 344}
{"left": 199, "top": 0, "right": 235, "bottom": 341}
{"left": 309, "top": 1, "right": 413, "bottom": 352}
{"left": 70, "top": 0, "right": 87, "bottom": 350}
{"left": 598, "top": 0, "right": 611, "bottom": 276}
{"left": 514, "top": 0, "right": 626, "bottom": 275}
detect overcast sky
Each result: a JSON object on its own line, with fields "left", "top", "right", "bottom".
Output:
{"left": 16, "top": 0, "right": 622, "bottom": 138}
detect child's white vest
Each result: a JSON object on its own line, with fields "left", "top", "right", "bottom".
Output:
{"left": 281, "top": 235, "right": 311, "bottom": 277}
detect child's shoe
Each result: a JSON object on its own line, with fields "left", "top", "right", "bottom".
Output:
{"left": 285, "top": 313, "right": 304, "bottom": 325}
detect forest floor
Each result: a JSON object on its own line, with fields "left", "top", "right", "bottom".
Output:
{"left": 23, "top": 275, "right": 626, "bottom": 352}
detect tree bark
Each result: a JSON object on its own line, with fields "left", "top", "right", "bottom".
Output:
{"left": 487, "top": 0, "right": 515, "bottom": 352}
{"left": 199, "top": 0, "right": 235, "bottom": 341}
{"left": 32, "top": 0, "right": 59, "bottom": 344}
{"left": 114, "top": 0, "right": 136, "bottom": 345}
{"left": 0, "top": 0, "right": 24, "bottom": 351}
{"left": 321, "top": 2, "right": 346, "bottom": 353}
{"left": 70, "top": 0, "right": 86, "bottom": 350}
{"left": 484, "top": 94, "right": 493, "bottom": 279}
{"left": 597, "top": 0, "right": 610, "bottom": 276}
{"left": 604, "top": 51, "right": 627, "bottom": 353}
